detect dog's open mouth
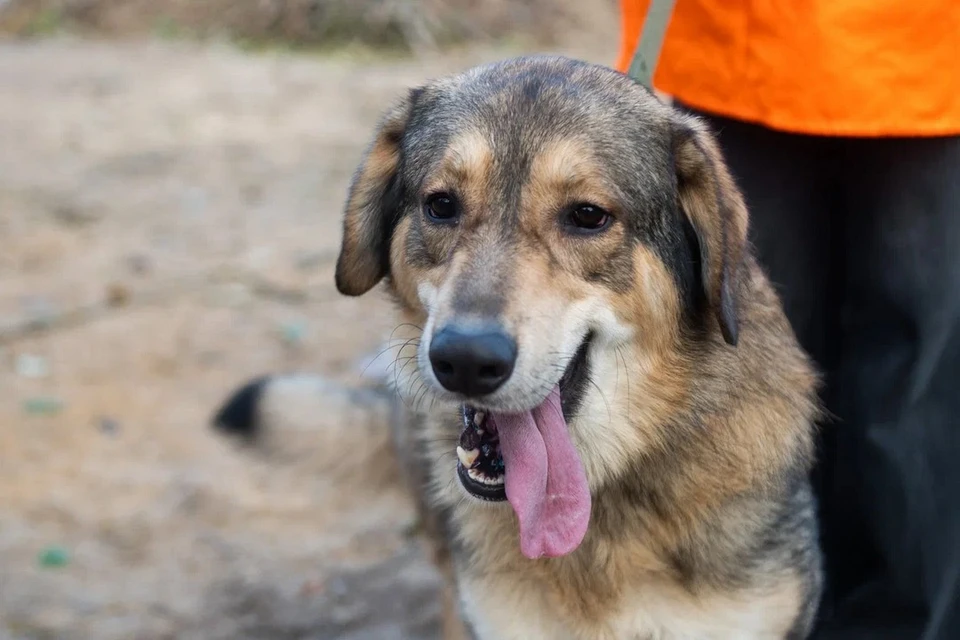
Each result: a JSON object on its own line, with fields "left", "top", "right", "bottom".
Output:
{"left": 457, "top": 407, "right": 505, "bottom": 500}
{"left": 453, "top": 336, "right": 593, "bottom": 559}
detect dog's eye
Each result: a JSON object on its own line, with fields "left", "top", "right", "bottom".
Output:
{"left": 424, "top": 193, "right": 459, "bottom": 223}
{"left": 565, "top": 204, "right": 611, "bottom": 233}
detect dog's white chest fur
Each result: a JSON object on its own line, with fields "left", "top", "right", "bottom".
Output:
{"left": 459, "top": 571, "right": 800, "bottom": 640}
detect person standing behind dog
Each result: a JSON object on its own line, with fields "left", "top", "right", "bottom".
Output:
{"left": 617, "top": 1, "right": 960, "bottom": 639}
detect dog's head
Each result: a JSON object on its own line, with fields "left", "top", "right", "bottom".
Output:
{"left": 335, "top": 56, "right": 749, "bottom": 558}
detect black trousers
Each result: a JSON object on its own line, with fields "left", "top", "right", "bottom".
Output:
{"left": 681, "top": 106, "right": 960, "bottom": 640}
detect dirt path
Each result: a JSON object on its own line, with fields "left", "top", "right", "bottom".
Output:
{"left": 0, "top": 37, "right": 614, "bottom": 639}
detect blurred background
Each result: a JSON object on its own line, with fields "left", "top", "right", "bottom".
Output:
{"left": 0, "top": 1, "right": 618, "bottom": 638}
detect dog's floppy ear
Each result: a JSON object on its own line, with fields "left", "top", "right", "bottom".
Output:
{"left": 672, "top": 115, "right": 748, "bottom": 346}
{"left": 335, "top": 88, "right": 422, "bottom": 296}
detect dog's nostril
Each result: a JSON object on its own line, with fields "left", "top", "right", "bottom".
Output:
{"left": 428, "top": 325, "right": 517, "bottom": 397}
{"left": 478, "top": 364, "right": 504, "bottom": 380}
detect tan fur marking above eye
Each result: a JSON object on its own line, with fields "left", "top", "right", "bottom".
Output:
{"left": 526, "top": 137, "right": 616, "bottom": 212}
{"left": 520, "top": 137, "right": 629, "bottom": 284}
{"left": 422, "top": 129, "right": 493, "bottom": 216}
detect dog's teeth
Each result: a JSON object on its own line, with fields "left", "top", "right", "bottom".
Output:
{"left": 457, "top": 445, "right": 479, "bottom": 468}
{"left": 473, "top": 411, "right": 486, "bottom": 426}
{"left": 466, "top": 467, "right": 504, "bottom": 486}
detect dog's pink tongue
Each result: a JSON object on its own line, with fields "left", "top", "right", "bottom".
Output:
{"left": 492, "top": 386, "right": 591, "bottom": 559}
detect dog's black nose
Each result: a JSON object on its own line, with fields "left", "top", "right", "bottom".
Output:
{"left": 429, "top": 325, "right": 517, "bottom": 396}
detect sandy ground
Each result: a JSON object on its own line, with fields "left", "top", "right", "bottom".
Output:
{"left": 0, "top": 36, "right": 614, "bottom": 639}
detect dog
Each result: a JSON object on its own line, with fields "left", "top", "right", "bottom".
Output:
{"left": 213, "top": 55, "right": 823, "bottom": 639}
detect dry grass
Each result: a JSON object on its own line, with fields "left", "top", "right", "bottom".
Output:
{"left": 0, "top": 0, "right": 618, "bottom": 52}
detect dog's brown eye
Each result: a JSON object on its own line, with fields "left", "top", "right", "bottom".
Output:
{"left": 424, "top": 193, "right": 459, "bottom": 223}
{"left": 566, "top": 204, "right": 611, "bottom": 233}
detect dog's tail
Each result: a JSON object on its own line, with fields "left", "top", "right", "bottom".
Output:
{"left": 210, "top": 372, "right": 400, "bottom": 485}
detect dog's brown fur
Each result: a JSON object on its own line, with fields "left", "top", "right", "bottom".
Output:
{"left": 215, "top": 56, "right": 823, "bottom": 639}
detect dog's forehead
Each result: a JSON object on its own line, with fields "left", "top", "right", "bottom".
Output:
{"left": 405, "top": 57, "right": 672, "bottom": 166}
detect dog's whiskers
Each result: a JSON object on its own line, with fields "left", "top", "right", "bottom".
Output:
{"left": 362, "top": 336, "right": 421, "bottom": 374}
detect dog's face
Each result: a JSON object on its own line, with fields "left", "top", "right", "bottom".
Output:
{"left": 335, "top": 57, "right": 747, "bottom": 521}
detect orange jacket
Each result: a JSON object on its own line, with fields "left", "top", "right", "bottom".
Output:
{"left": 617, "top": 0, "right": 960, "bottom": 137}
